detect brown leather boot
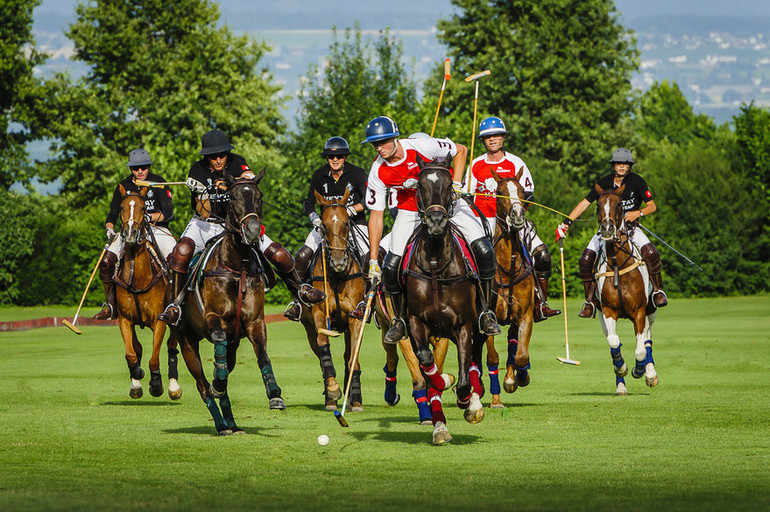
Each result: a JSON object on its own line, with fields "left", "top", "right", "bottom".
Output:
{"left": 93, "top": 252, "right": 118, "bottom": 320}
{"left": 641, "top": 243, "right": 668, "bottom": 308}
{"left": 157, "top": 237, "right": 194, "bottom": 326}
{"left": 533, "top": 276, "right": 561, "bottom": 322}
{"left": 578, "top": 280, "right": 598, "bottom": 318}
{"left": 265, "top": 242, "right": 326, "bottom": 307}
{"left": 578, "top": 249, "right": 598, "bottom": 318}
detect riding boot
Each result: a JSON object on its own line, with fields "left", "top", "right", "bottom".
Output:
{"left": 641, "top": 243, "right": 668, "bottom": 308}
{"left": 384, "top": 292, "right": 406, "bottom": 344}
{"left": 478, "top": 278, "right": 502, "bottom": 336}
{"left": 284, "top": 245, "right": 315, "bottom": 321}
{"left": 158, "top": 237, "right": 195, "bottom": 326}
{"left": 578, "top": 249, "right": 598, "bottom": 318}
{"left": 349, "top": 257, "right": 371, "bottom": 320}
{"left": 264, "top": 242, "right": 326, "bottom": 312}
{"left": 533, "top": 276, "right": 562, "bottom": 322}
{"left": 93, "top": 252, "right": 118, "bottom": 320}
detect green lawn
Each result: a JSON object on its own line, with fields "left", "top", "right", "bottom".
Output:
{"left": 0, "top": 296, "right": 768, "bottom": 511}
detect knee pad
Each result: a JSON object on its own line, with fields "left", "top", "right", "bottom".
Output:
{"left": 99, "top": 252, "right": 118, "bottom": 282}
{"left": 640, "top": 243, "right": 662, "bottom": 274}
{"left": 470, "top": 237, "right": 496, "bottom": 280}
{"left": 264, "top": 242, "right": 294, "bottom": 273}
{"left": 532, "top": 244, "right": 552, "bottom": 279}
{"left": 168, "top": 237, "right": 195, "bottom": 273}
{"left": 382, "top": 252, "right": 402, "bottom": 295}
{"left": 579, "top": 249, "right": 597, "bottom": 282}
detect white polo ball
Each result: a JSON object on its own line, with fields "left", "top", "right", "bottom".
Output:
{"left": 317, "top": 434, "right": 330, "bottom": 446}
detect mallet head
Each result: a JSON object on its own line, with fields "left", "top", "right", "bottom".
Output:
{"left": 465, "top": 69, "right": 491, "bottom": 82}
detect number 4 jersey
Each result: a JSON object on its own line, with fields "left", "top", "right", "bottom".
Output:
{"left": 468, "top": 152, "right": 534, "bottom": 218}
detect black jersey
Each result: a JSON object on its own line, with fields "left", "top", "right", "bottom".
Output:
{"left": 106, "top": 172, "right": 173, "bottom": 228}
{"left": 585, "top": 172, "right": 653, "bottom": 213}
{"left": 303, "top": 162, "right": 368, "bottom": 225}
{"left": 187, "top": 153, "right": 252, "bottom": 221}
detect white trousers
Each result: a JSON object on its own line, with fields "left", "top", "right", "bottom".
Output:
{"left": 486, "top": 217, "right": 544, "bottom": 254}
{"left": 108, "top": 225, "right": 176, "bottom": 259}
{"left": 303, "top": 223, "right": 370, "bottom": 259}
{"left": 587, "top": 226, "right": 651, "bottom": 253}
{"left": 181, "top": 217, "right": 274, "bottom": 254}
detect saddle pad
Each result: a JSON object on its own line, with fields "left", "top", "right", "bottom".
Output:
{"left": 400, "top": 229, "right": 478, "bottom": 280}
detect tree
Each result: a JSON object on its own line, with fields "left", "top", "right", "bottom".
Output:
{"left": 434, "top": 0, "right": 639, "bottom": 185}
{"left": 0, "top": 0, "right": 45, "bottom": 189}
{"left": 31, "top": 0, "right": 286, "bottom": 221}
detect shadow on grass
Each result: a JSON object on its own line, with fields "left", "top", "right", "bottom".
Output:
{"left": 570, "top": 391, "right": 651, "bottom": 397}
{"left": 162, "top": 424, "right": 279, "bottom": 437}
{"left": 338, "top": 429, "right": 483, "bottom": 447}
{"left": 101, "top": 400, "right": 183, "bottom": 406}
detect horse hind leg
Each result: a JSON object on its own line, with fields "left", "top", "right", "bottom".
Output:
{"left": 484, "top": 335, "right": 503, "bottom": 408}
{"left": 217, "top": 391, "right": 243, "bottom": 434}
{"left": 429, "top": 388, "right": 452, "bottom": 445}
{"left": 344, "top": 368, "right": 364, "bottom": 413}
{"left": 167, "top": 345, "right": 182, "bottom": 400}
{"left": 608, "top": 336, "right": 628, "bottom": 396}
{"left": 209, "top": 330, "right": 229, "bottom": 399}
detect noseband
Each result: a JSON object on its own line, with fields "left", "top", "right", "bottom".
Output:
{"left": 417, "top": 166, "right": 454, "bottom": 223}
{"left": 227, "top": 181, "right": 262, "bottom": 244}
{"left": 598, "top": 192, "right": 624, "bottom": 241}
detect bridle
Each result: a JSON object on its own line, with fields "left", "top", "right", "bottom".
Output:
{"left": 493, "top": 177, "right": 526, "bottom": 237}
{"left": 226, "top": 180, "right": 263, "bottom": 245}
{"left": 597, "top": 191, "right": 624, "bottom": 242}
{"left": 120, "top": 192, "right": 147, "bottom": 244}
{"left": 417, "top": 165, "right": 454, "bottom": 224}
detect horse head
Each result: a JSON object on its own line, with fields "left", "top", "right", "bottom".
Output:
{"left": 417, "top": 153, "right": 454, "bottom": 237}
{"left": 314, "top": 187, "right": 351, "bottom": 273}
{"left": 119, "top": 184, "right": 148, "bottom": 245}
{"left": 226, "top": 166, "right": 265, "bottom": 246}
{"left": 596, "top": 183, "right": 625, "bottom": 241}
{"left": 491, "top": 167, "right": 527, "bottom": 232}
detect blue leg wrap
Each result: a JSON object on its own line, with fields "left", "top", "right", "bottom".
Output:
{"left": 506, "top": 339, "right": 518, "bottom": 367}
{"left": 383, "top": 365, "right": 398, "bottom": 405}
{"left": 412, "top": 389, "right": 432, "bottom": 423}
{"left": 486, "top": 363, "right": 501, "bottom": 395}
{"left": 610, "top": 344, "right": 625, "bottom": 370}
{"left": 616, "top": 375, "right": 626, "bottom": 386}
{"left": 645, "top": 340, "right": 654, "bottom": 365}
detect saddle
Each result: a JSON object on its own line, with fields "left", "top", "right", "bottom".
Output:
{"left": 400, "top": 224, "right": 478, "bottom": 286}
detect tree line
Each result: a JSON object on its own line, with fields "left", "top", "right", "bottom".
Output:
{"left": 1, "top": 0, "right": 768, "bottom": 306}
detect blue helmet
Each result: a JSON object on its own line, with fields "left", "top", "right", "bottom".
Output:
{"left": 361, "top": 116, "right": 399, "bottom": 145}
{"left": 478, "top": 116, "right": 507, "bottom": 138}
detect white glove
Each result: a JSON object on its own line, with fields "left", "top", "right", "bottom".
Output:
{"left": 185, "top": 177, "right": 207, "bottom": 194}
{"left": 368, "top": 259, "right": 382, "bottom": 285}
{"left": 483, "top": 177, "right": 497, "bottom": 193}
{"left": 105, "top": 227, "right": 116, "bottom": 241}
{"left": 309, "top": 212, "right": 322, "bottom": 229}
{"left": 402, "top": 178, "right": 418, "bottom": 189}
{"left": 346, "top": 205, "right": 357, "bottom": 217}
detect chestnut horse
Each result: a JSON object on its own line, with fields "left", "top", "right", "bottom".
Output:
{"left": 482, "top": 168, "right": 535, "bottom": 406}
{"left": 300, "top": 188, "right": 368, "bottom": 412}
{"left": 115, "top": 187, "right": 181, "bottom": 400}
{"left": 173, "top": 170, "right": 286, "bottom": 435}
{"left": 404, "top": 156, "right": 486, "bottom": 445}
{"left": 594, "top": 184, "right": 659, "bottom": 395}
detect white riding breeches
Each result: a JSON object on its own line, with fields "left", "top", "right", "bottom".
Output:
{"left": 587, "top": 226, "right": 651, "bottom": 253}
{"left": 181, "top": 217, "right": 274, "bottom": 255}
{"left": 303, "top": 223, "right": 370, "bottom": 259}
{"left": 107, "top": 225, "right": 176, "bottom": 260}
{"left": 486, "top": 217, "right": 544, "bottom": 255}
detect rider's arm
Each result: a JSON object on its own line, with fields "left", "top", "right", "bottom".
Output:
{"left": 451, "top": 143, "right": 468, "bottom": 183}
{"left": 368, "top": 209, "right": 384, "bottom": 260}
{"left": 626, "top": 199, "right": 656, "bottom": 223}
{"left": 567, "top": 198, "right": 591, "bottom": 221}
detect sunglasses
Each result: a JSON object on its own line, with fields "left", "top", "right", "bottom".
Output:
{"left": 207, "top": 152, "right": 229, "bottom": 160}
{"left": 326, "top": 155, "right": 346, "bottom": 160}
{"left": 130, "top": 165, "right": 149, "bottom": 171}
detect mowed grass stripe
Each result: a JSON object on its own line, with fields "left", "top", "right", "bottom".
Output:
{"left": 0, "top": 296, "right": 768, "bottom": 511}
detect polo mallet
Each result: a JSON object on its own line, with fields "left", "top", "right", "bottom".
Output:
{"left": 318, "top": 242, "right": 340, "bottom": 338}
{"left": 430, "top": 58, "right": 452, "bottom": 137}
{"left": 334, "top": 288, "right": 376, "bottom": 427}
{"left": 556, "top": 239, "right": 580, "bottom": 366}
{"left": 464, "top": 69, "right": 491, "bottom": 192}
{"left": 134, "top": 180, "right": 187, "bottom": 187}
{"left": 63, "top": 243, "right": 110, "bottom": 335}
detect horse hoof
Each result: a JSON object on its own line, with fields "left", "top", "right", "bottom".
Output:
{"left": 614, "top": 364, "right": 628, "bottom": 377}
{"left": 217, "top": 429, "right": 234, "bottom": 436}
{"left": 420, "top": 419, "right": 434, "bottom": 426}
{"left": 490, "top": 395, "right": 504, "bottom": 409}
{"left": 149, "top": 384, "right": 164, "bottom": 398}
{"left": 385, "top": 393, "right": 401, "bottom": 406}
{"left": 130, "top": 379, "right": 143, "bottom": 399}
{"left": 326, "top": 379, "right": 342, "bottom": 402}
{"left": 325, "top": 400, "right": 338, "bottom": 411}
{"left": 616, "top": 383, "right": 628, "bottom": 396}
{"left": 442, "top": 374, "right": 455, "bottom": 391}
{"left": 232, "top": 427, "right": 246, "bottom": 435}
{"left": 516, "top": 373, "right": 530, "bottom": 387}
{"left": 646, "top": 374, "right": 659, "bottom": 388}
{"left": 168, "top": 379, "right": 182, "bottom": 401}
{"left": 269, "top": 398, "right": 286, "bottom": 410}
{"left": 503, "top": 378, "right": 517, "bottom": 394}
{"left": 463, "top": 393, "right": 485, "bottom": 424}
{"left": 432, "top": 421, "right": 452, "bottom": 445}
{"left": 350, "top": 403, "right": 364, "bottom": 413}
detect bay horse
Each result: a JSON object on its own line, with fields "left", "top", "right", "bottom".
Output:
{"left": 594, "top": 184, "right": 659, "bottom": 395}
{"left": 483, "top": 168, "right": 535, "bottom": 406}
{"left": 115, "top": 186, "right": 181, "bottom": 400}
{"left": 404, "top": 156, "right": 486, "bottom": 445}
{"left": 173, "top": 168, "right": 286, "bottom": 435}
{"left": 300, "top": 188, "right": 368, "bottom": 412}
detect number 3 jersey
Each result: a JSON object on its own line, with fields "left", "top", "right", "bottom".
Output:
{"left": 366, "top": 137, "right": 458, "bottom": 212}
{"left": 468, "top": 152, "right": 534, "bottom": 218}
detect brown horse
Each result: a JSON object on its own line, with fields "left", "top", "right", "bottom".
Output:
{"left": 404, "top": 156, "right": 486, "bottom": 444}
{"left": 482, "top": 168, "right": 535, "bottom": 406}
{"left": 115, "top": 187, "right": 181, "bottom": 400}
{"left": 300, "top": 188, "right": 368, "bottom": 412}
{"left": 173, "top": 169, "right": 286, "bottom": 435}
{"left": 594, "top": 184, "right": 659, "bottom": 395}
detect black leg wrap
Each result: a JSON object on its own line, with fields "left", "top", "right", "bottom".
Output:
{"left": 167, "top": 348, "right": 179, "bottom": 380}
{"left": 128, "top": 361, "right": 144, "bottom": 380}
{"left": 319, "top": 344, "right": 336, "bottom": 379}
{"left": 350, "top": 369, "right": 362, "bottom": 404}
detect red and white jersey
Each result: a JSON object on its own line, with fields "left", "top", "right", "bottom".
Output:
{"left": 366, "top": 137, "right": 457, "bottom": 212}
{"left": 467, "top": 151, "right": 534, "bottom": 218}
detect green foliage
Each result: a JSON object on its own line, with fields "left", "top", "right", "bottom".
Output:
{"left": 434, "top": 0, "right": 639, "bottom": 183}
{"left": 733, "top": 102, "right": 770, "bottom": 208}
{"left": 0, "top": 0, "right": 45, "bottom": 189}
{"left": 29, "top": 0, "right": 286, "bottom": 209}
{"left": 0, "top": 191, "right": 36, "bottom": 303}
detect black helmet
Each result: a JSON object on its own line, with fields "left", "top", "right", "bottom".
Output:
{"left": 609, "top": 148, "right": 635, "bottom": 165}
{"left": 361, "top": 116, "right": 399, "bottom": 145}
{"left": 322, "top": 136, "right": 351, "bottom": 157}
{"left": 200, "top": 129, "right": 234, "bottom": 155}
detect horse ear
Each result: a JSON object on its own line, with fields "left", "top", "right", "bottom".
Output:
{"left": 594, "top": 183, "right": 604, "bottom": 196}
{"left": 340, "top": 186, "right": 351, "bottom": 205}
{"left": 444, "top": 151, "right": 453, "bottom": 167}
{"left": 139, "top": 187, "right": 148, "bottom": 197}
{"left": 254, "top": 165, "right": 266, "bottom": 184}
{"left": 314, "top": 190, "right": 331, "bottom": 207}
{"left": 490, "top": 167, "right": 503, "bottom": 183}
{"left": 119, "top": 184, "right": 127, "bottom": 197}
{"left": 515, "top": 167, "right": 524, "bottom": 183}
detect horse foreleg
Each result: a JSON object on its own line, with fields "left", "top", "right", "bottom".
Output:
{"left": 178, "top": 334, "right": 229, "bottom": 434}
{"left": 458, "top": 326, "right": 484, "bottom": 424}
{"left": 514, "top": 315, "right": 533, "bottom": 388}
{"left": 246, "top": 320, "right": 285, "bottom": 410}
{"left": 166, "top": 330, "right": 182, "bottom": 400}
{"left": 381, "top": 340, "right": 401, "bottom": 406}
{"left": 484, "top": 334, "right": 503, "bottom": 408}
{"left": 410, "top": 323, "right": 452, "bottom": 392}
{"left": 119, "top": 317, "right": 144, "bottom": 399}
{"left": 631, "top": 311, "right": 658, "bottom": 387}
{"left": 503, "top": 324, "right": 518, "bottom": 393}
{"left": 600, "top": 314, "right": 627, "bottom": 395}
{"left": 147, "top": 321, "right": 165, "bottom": 398}
{"left": 395, "top": 338, "right": 431, "bottom": 424}
{"left": 343, "top": 329, "right": 363, "bottom": 412}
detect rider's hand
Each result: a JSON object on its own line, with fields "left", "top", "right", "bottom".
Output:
{"left": 105, "top": 227, "right": 116, "bottom": 242}
{"left": 345, "top": 205, "right": 357, "bottom": 217}
{"left": 402, "top": 178, "right": 418, "bottom": 189}
{"left": 309, "top": 212, "right": 322, "bottom": 229}
{"left": 185, "top": 177, "right": 206, "bottom": 194}
{"left": 368, "top": 259, "right": 382, "bottom": 286}
{"left": 555, "top": 218, "right": 572, "bottom": 242}
{"left": 483, "top": 177, "right": 497, "bottom": 193}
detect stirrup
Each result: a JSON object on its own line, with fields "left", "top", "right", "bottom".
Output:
{"left": 349, "top": 300, "right": 367, "bottom": 320}
{"left": 478, "top": 310, "right": 501, "bottom": 336}
{"left": 578, "top": 301, "right": 597, "bottom": 319}
{"left": 298, "top": 283, "right": 324, "bottom": 306}
{"left": 283, "top": 300, "right": 301, "bottom": 322}
{"left": 384, "top": 318, "right": 406, "bottom": 345}
{"left": 93, "top": 303, "right": 116, "bottom": 320}
{"left": 652, "top": 290, "right": 668, "bottom": 307}
{"left": 158, "top": 303, "right": 182, "bottom": 326}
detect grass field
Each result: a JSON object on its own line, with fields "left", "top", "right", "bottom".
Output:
{"left": 1, "top": 296, "right": 768, "bottom": 511}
